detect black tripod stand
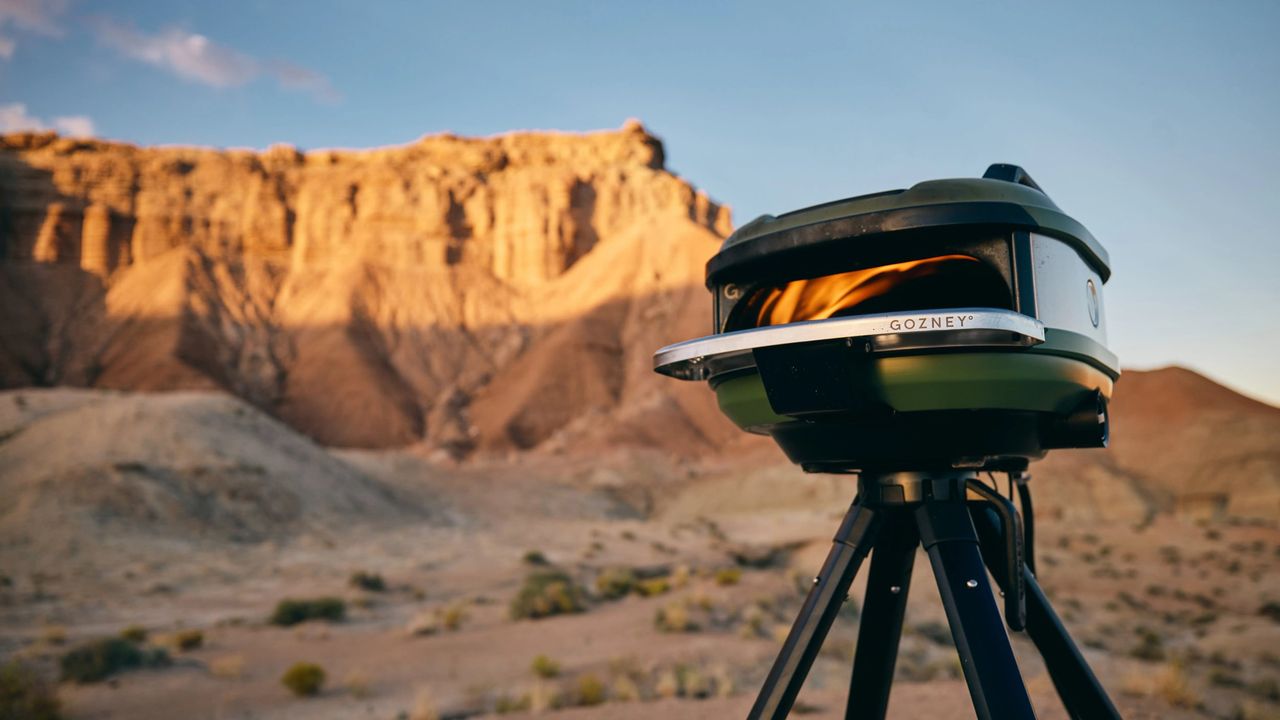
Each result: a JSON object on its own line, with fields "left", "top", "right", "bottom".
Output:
{"left": 749, "top": 470, "right": 1122, "bottom": 720}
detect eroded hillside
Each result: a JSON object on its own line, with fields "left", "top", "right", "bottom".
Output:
{"left": 0, "top": 122, "right": 734, "bottom": 452}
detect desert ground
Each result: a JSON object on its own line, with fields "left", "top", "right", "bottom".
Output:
{"left": 2, "top": 388, "right": 1278, "bottom": 720}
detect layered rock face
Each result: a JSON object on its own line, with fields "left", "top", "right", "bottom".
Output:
{"left": 1, "top": 120, "right": 728, "bottom": 280}
{"left": 0, "top": 122, "right": 737, "bottom": 452}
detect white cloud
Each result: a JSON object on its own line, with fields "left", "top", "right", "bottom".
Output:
{"left": 92, "top": 19, "right": 338, "bottom": 102}
{"left": 0, "top": 0, "right": 67, "bottom": 36}
{"left": 0, "top": 0, "right": 68, "bottom": 59}
{"left": 53, "top": 115, "right": 94, "bottom": 137}
{"left": 0, "top": 101, "right": 42, "bottom": 130}
{"left": 0, "top": 102, "right": 95, "bottom": 137}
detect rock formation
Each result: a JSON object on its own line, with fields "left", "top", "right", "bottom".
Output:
{"left": 0, "top": 122, "right": 736, "bottom": 452}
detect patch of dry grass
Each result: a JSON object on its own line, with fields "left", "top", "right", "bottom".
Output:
{"left": 344, "top": 668, "right": 371, "bottom": 698}
{"left": 1121, "top": 662, "right": 1201, "bottom": 709}
{"left": 209, "top": 655, "right": 246, "bottom": 679}
{"left": 410, "top": 685, "right": 440, "bottom": 720}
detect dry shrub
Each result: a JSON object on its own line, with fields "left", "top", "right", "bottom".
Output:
{"left": 654, "top": 669, "right": 680, "bottom": 699}
{"left": 671, "top": 565, "right": 691, "bottom": 589}
{"left": 637, "top": 578, "right": 672, "bottom": 597}
{"left": 59, "top": 637, "right": 167, "bottom": 684}
{"left": 169, "top": 629, "right": 203, "bottom": 651}
{"left": 678, "top": 665, "right": 711, "bottom": 699}
{"left": 209, "top": 655, "right": 246, "bottom": 679}
{"left": 1155, "top": 663, "right": 1200, "bottom": 708}
{"left": 531, "top": 655, "right": 560, "bottom": 679}
{"left": 349, "top": 571, "right": 386, "bottom": 592}
{"left": 711, "top": 664, "right": 736, "bottom": 698}
{"left": 576, "top": 674, "right": 606, "bottom": 706}
{"left": 119, "top": 625, "right": 147, "bottom": 644}
{"left": 1121, "top": 671, "right": 1152, "bottom": 697}
{"left": 611, "top": 674, "right": 641, "bottom": 702}
{"left": 654, "top": 602, "right": 696, "bottom": 633}
{"left": 440, "top": 604, "right": 467, "bottom": 631}
{"left": 270, "top": 597, "right": 345, "bottom": 627}
{"left": 740, "top": 607, "right": 767, "bottom": 639}
{"left": 715, "top": 568, "right": 743, "bottom": 586}
{"left": 595, "top": 568, "right": 636, "bottom": 600}
{"left": 510, "top": 570, "right": 586, "bottom": 620}
{"left": 406, "top": 610, "right": 438, "bottom": 636}
{"left": 1121, "top": 663, "right": 1201, "bottom": 708}
{"left": 1129, "top": 627, "right": 1165, "bottom": 661}
{"left": 0, "top": 660, "right": 61, "bottom": 720}
{"left": 280, "top": 662, "right": 325, "bottom": 697}
{"left": 1209, "top": 666, "right": 1244, "bottom": 688}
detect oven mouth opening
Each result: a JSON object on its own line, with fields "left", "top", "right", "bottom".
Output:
{"left": 725, "top": 254, "right": 1014, "bottom": 332}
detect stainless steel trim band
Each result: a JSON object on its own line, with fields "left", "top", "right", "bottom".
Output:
{"left": 654, "top": 309, "right": 1046, "bottom": 381}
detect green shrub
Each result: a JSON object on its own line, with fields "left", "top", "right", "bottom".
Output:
{"left": 172, "top": 629, "right": 203, "bottom": 651}
{"left": 119, "top": 625, "right": 148, "bottom": 643}
{"left": 0, "top": 660, "right": 62, "bottom": 720}
{"left": 595, "top": 568, "right": 636, "bottom": 600}
{"left": 577, "top": 674, "right": 606, "bottom": 706}
{"left": 349, "top": 571, "right": 386, "bottom": 592}
{"left": 59, "top": 637, "right": 168, "bottom": 683}
{"left": 531, "top": 654, "right": 560, "bottom": 679}
{"left": 715, "top": 568, "right": 743, "bottom": 586}
{"left": 270, "top": 597, "right": 346, "bottom": 627}
{"left": 280, "top": 662, "right": 326, "bottom": 697}
{"left": 522, "top": 550, "right": 549, "bottom": 566}
{"left": 510, "top": 570, "right": 586, "bottom": 620}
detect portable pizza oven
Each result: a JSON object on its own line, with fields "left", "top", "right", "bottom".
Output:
{"left": 654, "top": 164, "right": 1118, "bottom": 472}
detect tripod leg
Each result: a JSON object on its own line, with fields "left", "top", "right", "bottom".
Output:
{"left": 845, "top": 515, "right": 917, "bottom": 720}
{"left": 1024, "top": 570, "right": 1122, "bottom": 719}
{"left": 749, "top": 499, "right": 881, "bottom": 720}
{"left": 916, "top": 500, "right": 1036, "bottom": 720}
{"left": 971, "top": 508, "right": 1120, "bottom": 719}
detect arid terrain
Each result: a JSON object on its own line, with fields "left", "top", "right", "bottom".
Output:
{"left": 2, "top": 126, "right": 1279, "bottom": 720}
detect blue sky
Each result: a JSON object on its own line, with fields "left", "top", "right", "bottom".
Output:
{"left": 3, "top": 1, "right": 1279, "bottom": 405}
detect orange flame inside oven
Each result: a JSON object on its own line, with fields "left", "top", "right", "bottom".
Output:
{"left": 747, "top": 255, "right": 982, "bottom": 327}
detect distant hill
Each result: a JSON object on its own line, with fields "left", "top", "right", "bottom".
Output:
{"left": 1032, "top": 367, "right": 1280, "bottom": 522}
{"left": 0, "top": 389, "right": 425, "bottom": 572}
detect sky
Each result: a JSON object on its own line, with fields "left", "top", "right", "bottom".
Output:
{"left": 2, "top": 0, "right": 1279, "bottom": 405}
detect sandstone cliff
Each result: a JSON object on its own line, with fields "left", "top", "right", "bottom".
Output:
{"left": 0, "top": 122, "right": 736, "bottom": 452}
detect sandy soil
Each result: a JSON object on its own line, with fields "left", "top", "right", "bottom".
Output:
{"left": 5, "top": 459, "right": 1277, "bottom": 719}
{"left": 2, "top": 389, "right": 1278, "bottom": 719}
